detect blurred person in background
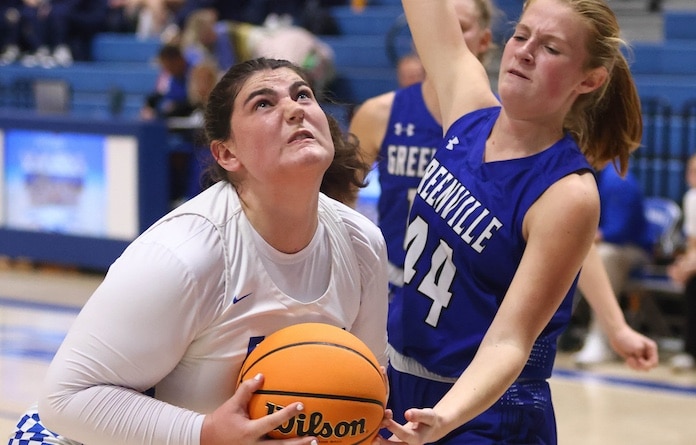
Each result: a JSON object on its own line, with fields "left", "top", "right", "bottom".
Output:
{"left": 667, "top": 153, "right": 696, "bottom": 372}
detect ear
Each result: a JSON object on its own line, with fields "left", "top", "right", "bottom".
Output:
{"left": 578, "top": 66, "right": 608, "bottom": 94}
{"left": 210, "top": 140, "right": 241, "bottom": 172}
{"left": 477, "top": 29, "right": 493, "bottom": 56}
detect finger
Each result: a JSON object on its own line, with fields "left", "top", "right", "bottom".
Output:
{"left": 235, "top": 373, "right": 265, "bottom": 411}
{"left": 254, "top": 402, "right": 310, "bottom": 438}
{"left": 624, "top": 356, "right": 642, "bottom": 370}
{"left": 380, "top": 420, "right": 415, "bottom": 444}
{"left": 626, "top": 354, "right": 655, "bottom": 371}
{"left": 404, "top": 407, "right": 434, "bottom": 425}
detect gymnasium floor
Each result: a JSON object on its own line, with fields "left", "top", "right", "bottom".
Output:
{"left": 2, "top": 263, "right": 696, "bottom": 445}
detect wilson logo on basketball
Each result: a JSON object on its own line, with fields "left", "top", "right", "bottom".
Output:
{"left": 237, "top": 323, "right": 387, "bottom": 444}
{"left": 264, "top": 402, "right": 367, "bottom": 438}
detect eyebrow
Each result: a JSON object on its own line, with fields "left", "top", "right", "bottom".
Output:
{"left": 515, "top": 23, "right": 567, "bottom": 45}
{"left": 243, "top": 80, "right": 311, "bottom": 106}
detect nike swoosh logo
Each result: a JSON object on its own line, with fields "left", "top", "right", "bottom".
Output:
{"left": 233, "top": 292, "right": 253, "bottom": 304}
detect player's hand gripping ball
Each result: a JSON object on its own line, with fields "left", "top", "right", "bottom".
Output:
{"left": 237, "top": 323, "right": 387, "bottom": 444}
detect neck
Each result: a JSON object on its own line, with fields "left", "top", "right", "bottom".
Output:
{"left": 486, "top": 111, "right": 565, "bottom": 162}
{"left": 238, "top": 185, "right": 320, "bottom": 254}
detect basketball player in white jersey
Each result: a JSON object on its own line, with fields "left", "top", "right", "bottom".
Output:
{"left": 9, "top": 57, "right": 389, "bottom": 445}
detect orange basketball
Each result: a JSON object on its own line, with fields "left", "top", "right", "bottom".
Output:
{"left": 237, "top": 323, "right": 387, "bottom": 444}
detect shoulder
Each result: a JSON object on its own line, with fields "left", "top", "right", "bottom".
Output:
{"left": 320, "top": 195, "right": 386, "bottom": 256}
{"left": 351, "top": 91, "right": 396, "bottom": 125}
{"left": 525, "top": 171, "right": 599, "bottom": 239}
{"left": 349, "top": 91, "right": 397, "bottom": 161}
{"left": 544, "top": 172, "right": 600, "bottom": 220}
{"left": 132, "top": 184, "right": 235, "bottom": 278}
{"left": 134, "top": 213, "right": 227, "bottom": 277}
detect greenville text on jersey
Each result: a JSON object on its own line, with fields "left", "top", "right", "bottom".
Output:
{"left": 417, "top": 157, "right": 502, "bottom": 253}
{"left": 386, "top": 144, "right": 436, "bottom": 177}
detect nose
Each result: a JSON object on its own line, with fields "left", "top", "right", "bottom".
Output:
{"left": 515, "top": 41, "right": 535, "bottom": 64}
{"left": 285, "top": 100, "right": 305, "bottom": 122}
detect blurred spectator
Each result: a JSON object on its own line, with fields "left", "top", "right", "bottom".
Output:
{"left": 141, "top": 43, "right": 193, "bottom": 120}
{"left": 127, "top": 0, "right": 184, "bottom": 40}
{"left": 14, "top": 0, "right": 108, "bottom": 68}
{"left": 179, "top": 8, "right": 235, "bottom": 69}
{"left": 241, "top": 17, "right": 336, "bottom": 97}
{"left": 178, "top": 13, "right": 334, "bottom": 97}
{"left": 297, "top": 0, "right": 339, "bottom": 35}
{"left": 177, "top": 59, "right": 219, "bottom": 201}
{"left": 395, "top": 52, "right": 425, "bottom": 88}
{"left": 17, "top": 0, "right": 51, "bottom": 68}
{"left": 104, "top": 0, "right": 139, "bottom": 34}
{"left": 173, "top": 0, "right": 340, "bottom": 35}
{"left": 65, "top": 0, "right": 110, "bottom": 61}
{"left": 174, "top": 0, "right": 304, "bottom": 28}
{"left": 666, "top": 153, "right": 696, "bottom": 372}
{"left": 0, "top": 0, "right": 23, "bottom": 66}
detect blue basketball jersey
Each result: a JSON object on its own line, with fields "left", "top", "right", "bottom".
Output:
{"left": 388, "top": 106, "right": 593, "bottom": 380}
{"left": 378, "top": 83, "right": 441, "bottom": 273}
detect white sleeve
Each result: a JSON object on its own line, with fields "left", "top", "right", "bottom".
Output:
{"left": 39, "top": 217, "right": 223, "bottom": 445}
{"left": 341, "top": 209, "right": 390, "bottom": 368}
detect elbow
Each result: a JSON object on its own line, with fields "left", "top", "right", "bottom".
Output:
{"left": 37, "top": 392, "right": 62, "bottom": 434}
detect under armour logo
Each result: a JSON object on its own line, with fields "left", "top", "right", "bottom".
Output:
{"left": 446, "top": 136, "right": 460, "bottom": 150}
{"left": 394, "top": 122, "right": 415, "bottom": 137}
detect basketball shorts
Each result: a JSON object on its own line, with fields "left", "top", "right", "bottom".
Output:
{"left": 7, "top": 405, "right": 81, "bottom": 445}
{"left": 386, "top": 366, "right": 558, "bottom": 444}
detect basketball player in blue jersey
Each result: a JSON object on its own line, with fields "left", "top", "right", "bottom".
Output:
{"left": 351, "top": 0, "right": 656, "bottom": 378}
{"left": 375, "top": 0, "right": 651, "bottom": 443}
{"left": 350, "top": 0, "right": 495, "bottom": 291}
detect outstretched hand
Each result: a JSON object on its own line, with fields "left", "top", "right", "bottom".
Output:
{"left": 608, "top": 324, "right": 659, "bottom": 371}
{"left": 201, "top": 373, "right": 318, "bottom": 445}
{"left": 371, "top": 408, "right": 448, "bottom": 445}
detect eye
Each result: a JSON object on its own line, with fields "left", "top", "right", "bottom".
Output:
{"left": 254, "top": 99, "right": 271, "bottom": 110}
{"left": 545, "top": 46, "right": 560, "bottom": 55}
{"left": 296, "top": 87, "right": 314, "bottom": 101}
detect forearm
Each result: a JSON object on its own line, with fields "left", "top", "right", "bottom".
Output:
{"left": 577, "top": 243, "right": 628, "bottom": 335}
{"left": 40, "top": 385, "right": 203, "bottom": 445}
{"left": 433, "top": 342, "right": 527, "bottom": 437}
{"left": 39, "top": 240, "right": 212, "bottom": 444}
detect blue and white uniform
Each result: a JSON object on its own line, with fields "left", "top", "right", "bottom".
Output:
{"left": 387, "top": 107, "right": 593, "bottom": 443}
{"left": 377, "top": 83, "right": 441, "bottom": 287}
{"left": 10, "top": 181, "right": 389, "bottom": 445}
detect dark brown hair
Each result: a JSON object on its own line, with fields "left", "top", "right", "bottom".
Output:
{"left": 200, "top": 57, "right": 368, "bottom": 202}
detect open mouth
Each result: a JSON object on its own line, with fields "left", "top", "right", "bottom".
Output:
{"left": 508, "top": 69, "right": 529, "bottom": 80}
{"left": 288, "top": 130, "right": 314, "bottom": 143}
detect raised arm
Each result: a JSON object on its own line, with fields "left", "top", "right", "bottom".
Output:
{"left": 401, "top": 0, "right": 497, "bottom": 130}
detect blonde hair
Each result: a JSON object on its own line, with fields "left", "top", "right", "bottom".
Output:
{"left": 471, "top": 0, "right": 501, "bottom": 66}
{"left": 523, "top": 0, "right": 642, "bottom": 176}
